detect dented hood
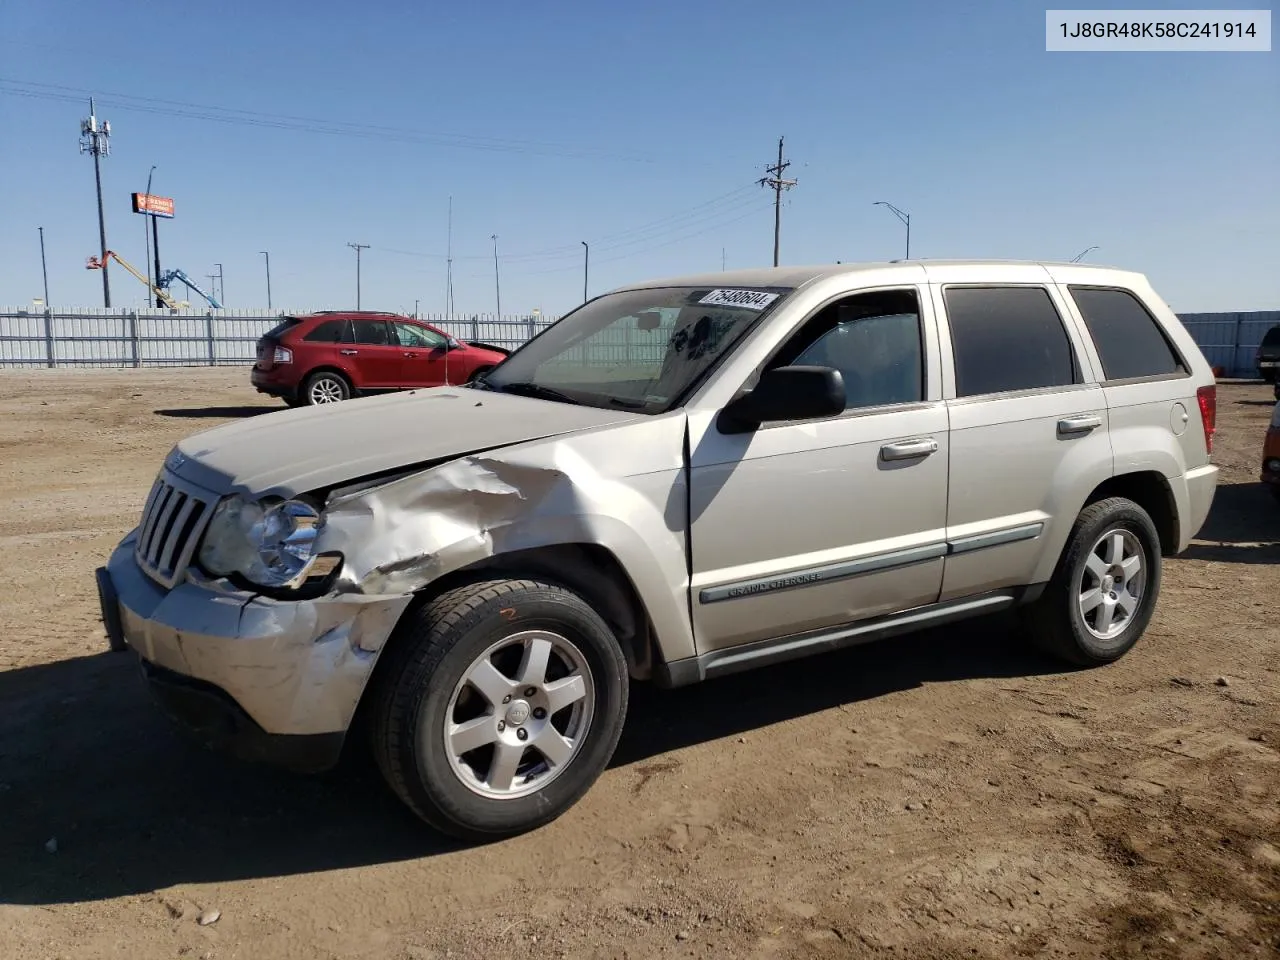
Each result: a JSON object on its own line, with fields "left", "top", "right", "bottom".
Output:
{"left": 170, "top": 386, "right": 644, "bottom": 498}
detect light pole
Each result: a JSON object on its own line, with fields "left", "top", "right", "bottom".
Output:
{"left": 491, "top": 234, "right": 502, "bottom": 316}
{"left": 1070, "top": 245, "right": 1099, "bottom": 263}
{"left": 260, "top": 251, "right": 272, "bottom": 308}
{"left": 581, "top": 241, "right": 589, "bottom": 303}
{"left": 873, "top": 201, "right": 910, "bottom": 260}
{"left": 38, "top": 227, "right": 50, "bottom": 306}
{"left": 413, "top": 298, "right": 419, "bottom": 318}
{"left": 215, "top": 263, "right": 225, "bottom": 306}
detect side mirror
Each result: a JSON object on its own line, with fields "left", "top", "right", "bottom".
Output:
{"left": 442, "top": 336, "right": 462, "bottom": 351}
{"left": 718, "top": 365, "right": 845, "bottom": 434}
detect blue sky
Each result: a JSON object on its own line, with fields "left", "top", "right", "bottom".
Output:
{"left": 0, "top": 0, "right": 1275, "bottom": 315}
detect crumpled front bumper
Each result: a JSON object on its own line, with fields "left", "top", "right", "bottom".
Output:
{"left": 97, "top": 529, "right": 413, "bottom": 772}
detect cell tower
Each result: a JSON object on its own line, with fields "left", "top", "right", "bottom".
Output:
{"left": 79, "top": 98, "right": 112, "bottom": 307}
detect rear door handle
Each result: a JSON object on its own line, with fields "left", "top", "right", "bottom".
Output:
{"left": 340, "top": 349, "right": 359, "bottom": 356}
{"left": 880, "top": 438, "right": 939, "bottom": 461}
{"left": 1057, "top": 414, "right": 1102, "bottom": 436}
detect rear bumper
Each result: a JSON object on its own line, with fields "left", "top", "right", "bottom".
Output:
{"left": 1180, "top": 464, "right": 1219, "bottom": 549}
{"left": 250, "top": 366, "right": 295, "bottom": 398}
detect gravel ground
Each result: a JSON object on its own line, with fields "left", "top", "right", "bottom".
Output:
{"left": 0, "top": 368, "right": 1276, "bottom": 960}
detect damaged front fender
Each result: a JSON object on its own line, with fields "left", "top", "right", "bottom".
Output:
{"left": 313, "top": 412, "right": 696, "bottom": 663}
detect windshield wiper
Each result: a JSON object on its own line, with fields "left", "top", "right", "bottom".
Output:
{"left": 498, "top": 382, "right": 583, "bottom": 405}
{"left": 606, "top": 396, "right": 647, "bottom": 409}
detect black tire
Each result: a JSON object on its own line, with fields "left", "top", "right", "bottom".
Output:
{"left": 1022, "top": 497, "right": 1162, "bottom": 667}
{"left": 301, "top": 370, "right": 352, "bottom": 406}
{"left": 283, "top": 394, "right": 306, "bottom": 408}
{"left": 369, "top": 578, "right": 629, "bottom": 840}
{"left": 1270, "top": 484, "right": 1280, "bottom": 504}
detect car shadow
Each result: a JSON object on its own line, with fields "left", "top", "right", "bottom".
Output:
{"left": 1179, "top": 481, "right": 1280, "bottom": 564}
{"left": 0, "top": 612, "right": 1062, "bottom": 905}
{"left": 1234, "top": 399, "right": 1275, "bottom": 407}
{"left": 154, "top": 406, "right": 281, "bottom": 419}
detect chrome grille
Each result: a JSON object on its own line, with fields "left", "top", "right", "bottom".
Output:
{"left": 134, "top": 472, "right": 215, "bottom": 588}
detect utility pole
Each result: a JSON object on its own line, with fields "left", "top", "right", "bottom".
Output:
{"left": 722, "top": 247, "right": 726, "bottom": 271}
{"left": 581, "top": 241, "right": 589, "bottom": 303}
{"left": 260, "top": 251, "right": 272, "bottom": 308}
{"left": 758, "top": 136, "right": 797, "bottom": 267}
{"left": 491, "top": 234, "right": 502, "bottom": 316}
{"left": 445, "top": 196, "right": 454, "bottom": 316}
{"left": 38, "top": 227, "right": 50, "bottom": 305}
{"left": 347, "top": 242, "right": 369, "bottom": 309}
{"left": 215, "top": 263, "right": 224, "bottom": 306}
{"left": 206, "top": 272, "right": 218, "bottom": 298}
{"left": 79, "top": 98, "right": 112, "bottom": 307}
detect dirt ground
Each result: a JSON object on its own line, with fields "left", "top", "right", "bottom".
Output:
{"left": 0, "top": 369, "right": 1276, "bottom": 960}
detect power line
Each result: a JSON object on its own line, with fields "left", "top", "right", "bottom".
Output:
{"left": 758, "top": 136, "right": 797, "bottom": 267}
{"left": 372, "top": 186, "right": 764, "bottom": 266}
{"left": 0, "top": 78, "right": 695, "bottom": 165}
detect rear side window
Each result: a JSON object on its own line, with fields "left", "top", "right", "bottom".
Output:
{"left": 944, "top": 286, "right": 1079, "bottom": 398}
{"left": 1068, "top": 286, "right": 1186, "bottom": 381}
{"left": 303, "top": 319, "right": 350, "bottom": 343}
{"left": 351, "top": 319, "right": 390, "bottom": 345}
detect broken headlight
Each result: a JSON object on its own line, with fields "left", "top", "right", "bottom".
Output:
{"left": 197, "top": 495, "right": 337, "bottom": 590}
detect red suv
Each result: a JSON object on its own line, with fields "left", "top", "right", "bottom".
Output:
{"left": 250, "top": 312, "right": 510, "bottom": 406}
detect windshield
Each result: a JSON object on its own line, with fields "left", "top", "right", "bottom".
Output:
{"left": 480, "top": 285, "right": 791, "bottom": 413}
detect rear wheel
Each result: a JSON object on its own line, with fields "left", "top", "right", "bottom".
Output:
{"left": 302, "top": 371, "right": 351, "bottom": 405}
{"left": 369, "top": 579, "right": 629, "bottom": 840}
{"left": 1023, "top": 497, "right": 1162, "bottom": 666}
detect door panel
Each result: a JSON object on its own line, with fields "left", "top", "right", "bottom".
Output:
{"left": 941, "top": 386, "right": 1112, "bottom": 600}
{"left": 348, "top": 319, "right": 401, "bottom": 388}
{"left": 689, "top": 404, "right": 949, "bottom": 652}
{"left": 391, "top": 322, "right": 451, "bottom": 386}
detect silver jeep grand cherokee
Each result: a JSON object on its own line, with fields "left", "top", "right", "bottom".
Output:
{"left": 97, "top": 260, "right": 1219, "bottom": 839}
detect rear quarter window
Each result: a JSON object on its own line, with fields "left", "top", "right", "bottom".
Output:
{"left": 1067, "top": 286, "right": 1186, "bottom": 381}
{"left": 263, "top": 317, "right": 301, "bottom": 339}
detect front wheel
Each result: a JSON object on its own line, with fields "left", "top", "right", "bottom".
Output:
{"left": 1023, "top": 497, "right": 1162, "bottom": 666}
{"left": 369, "top": 579, "right": 629, "bottom": 840}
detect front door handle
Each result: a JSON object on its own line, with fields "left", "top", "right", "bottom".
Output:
{"left": 404, "top": 351, "right": 418, "bottom": 358}
{"left": 340, "top": 349, "right": 359, "bottom": 356}
{"left": 1057, "top": 414, "right": 1102, "bottom": 436}
{"left": 881, "top": 438, "right": 939, "bottom": 461}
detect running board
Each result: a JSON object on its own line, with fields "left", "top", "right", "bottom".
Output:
{"left": 656, "top": 590, "right": 1020, "bottom": 688}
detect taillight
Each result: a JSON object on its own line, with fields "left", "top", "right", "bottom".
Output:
{"left": 274, "top": 346, "right": 293, "bottom": 364}
{"left": 1195, "top": 384, "right": 1216, "bottom": 454}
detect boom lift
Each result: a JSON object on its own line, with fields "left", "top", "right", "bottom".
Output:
{"left": 86, "top": 251, "right": 183, "bottom": 309}
{"left": 157, "top": 269, "right": 222, "bottom": 309}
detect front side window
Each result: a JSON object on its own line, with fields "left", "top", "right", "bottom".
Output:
{"left": 944, "top": 286, "right": 1079, "bottom": 398}
{"left": 771, "top": 289, "right": 924, "bottom": 410}
{"left": 1068, "top": 286, "right": 1185, "bottom": 381}
{"left": 393, "top": 322, "right": 447, "bottom": 349}
{"left": 480, "top": 285, "right": 791, "bottom": 412}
